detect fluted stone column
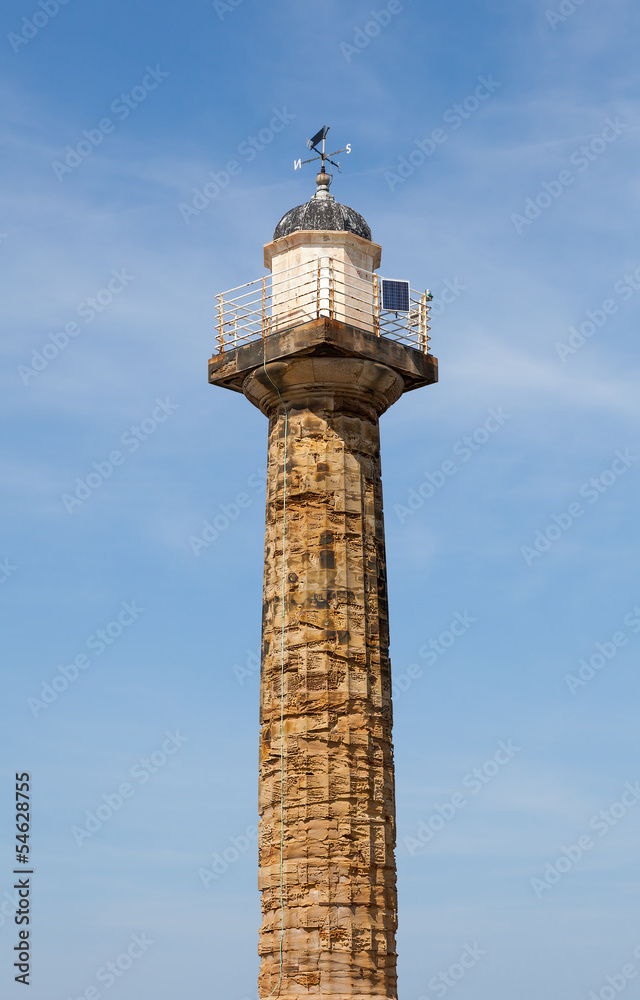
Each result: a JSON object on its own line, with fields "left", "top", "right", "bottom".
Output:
{"left": 243, "top": 356, "right": 403, "bottom": 1000}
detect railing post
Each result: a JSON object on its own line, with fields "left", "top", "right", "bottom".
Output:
{"left": 373, "top": 274, "right": 380, "bottom": 337}
{"left": 425, "top": 299, "right": 431, "bottom": 354}
{"left": 217, "top": 293, "right": 224, "bottom": 354}
{"left": 262, "top": 276, "right": 266, "bottom": 339}
{"left": 316, "top": 258, "right": 321, "bottom": 319}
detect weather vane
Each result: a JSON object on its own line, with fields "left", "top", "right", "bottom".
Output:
{"left": 294, "top": 126, "right": 351, "bottom": 175}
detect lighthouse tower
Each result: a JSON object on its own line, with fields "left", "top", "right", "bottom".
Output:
{"left": 209, "top": 145, "right": 437, "bottom": 999}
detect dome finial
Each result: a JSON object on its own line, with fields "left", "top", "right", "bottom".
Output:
{"left": 314, "top": 170, "right": 332, "bottom": 201}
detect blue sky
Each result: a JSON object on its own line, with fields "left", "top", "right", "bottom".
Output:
{"left": 1, "top": 1, "right": 639, "bottom": 998}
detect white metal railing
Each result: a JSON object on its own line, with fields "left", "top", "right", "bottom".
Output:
{"left": 215, "top": 258, "right": 433, "bottom": 355}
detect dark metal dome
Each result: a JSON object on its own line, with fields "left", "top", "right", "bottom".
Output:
{"left": 273, "top": 172, "right": 372, "bottom": 242}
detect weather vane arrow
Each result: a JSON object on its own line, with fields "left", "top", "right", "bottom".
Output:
{"left": 293, "top": 126, "right": 351, "bottom": 174}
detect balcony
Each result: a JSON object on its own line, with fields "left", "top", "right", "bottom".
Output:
{"left": 215, "top": 258, "right": 433, "bottom": 356}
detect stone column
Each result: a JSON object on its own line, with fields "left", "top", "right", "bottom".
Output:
{"left": 243, "top": 356, "right": 404, "bottom": 1000}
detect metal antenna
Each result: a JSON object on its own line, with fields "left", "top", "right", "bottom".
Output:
{"left": 293, "top": 126, "right": 352, "bottom": 176}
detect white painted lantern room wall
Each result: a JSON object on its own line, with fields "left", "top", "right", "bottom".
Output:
{"left": 263, "top": 230, "right": 382, "bottom": 335}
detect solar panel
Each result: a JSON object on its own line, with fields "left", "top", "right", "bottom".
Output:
{"left": 381, "top": 279, "right": 410, "bottom": 312}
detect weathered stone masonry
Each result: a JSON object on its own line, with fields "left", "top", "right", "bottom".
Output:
{"left": 244, "top": 358, "right": 403, "bottom": 998}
